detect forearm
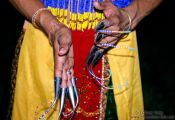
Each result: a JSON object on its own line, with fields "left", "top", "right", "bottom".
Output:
{"left": 124, "top": 0, "right": 162, "bottom": 29}
{"left": 9, "top": 0, "right": 45, "bottom": 21}
{"left": 9, "top": 0, "right": 59, "bottom": 34}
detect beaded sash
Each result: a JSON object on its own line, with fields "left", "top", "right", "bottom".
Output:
{"left": 41, "top": 0, "right": 133, "bottom": 30}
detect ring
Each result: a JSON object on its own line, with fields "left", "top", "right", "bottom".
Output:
{"left": 105, "top": 40, "right": 109, "bottom": 44}
{"left": 66, "top": 70, "right": 71, "bottom": 75}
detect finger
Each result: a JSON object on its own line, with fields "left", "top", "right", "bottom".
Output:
{"left": 66, "top": 65, "right": 73, "bottom": 87}
{"left": 97, "top": 36, "right": 118, "bottom": 45}
{"left": 95, "top": 32, "right": 107, "bottom": 43}
{"left": 105, "top": 15, "right": 121, "bottom": 28}
{"left": 94, "top": 1, "right": 107, "bottom": 11}
{"left": 58, "top": 37, "right": 71, "bottom": 56}
{"left": 61, "top": 61, "right": 69, "bottom": 88}
{"left": 95, "top": 20, "right": 111, "bottom": 32}
{"left": 104, "top": 9, "right": 131, "bottom": 31}
{"left": 95, "top": 15, "right": 120, "bottom": 33}
{"left": 68, "top": 45, "right": 74, "bottom": 69}
{"left": 95, "top": 25, "right": 120, "bottom": 45}
{"left": 53, "top": 37, "right": 66, "bottom": 77}
{"left": 67, "top": 45, "right": 74, "bottom": 86}
{"left": 94, "top": 0, "right": 112, "bottom": 10}
{"left": 55, "top": 26, "right": 72, "bottom": 56}
{"left": 67, "top": 69, "right": 73, "bottom": 87}
{"left": 94, "top": 1, "right": 118, "bottom": 18}
{"left": 61, "top": 45, "right": 74, "bottom": 87}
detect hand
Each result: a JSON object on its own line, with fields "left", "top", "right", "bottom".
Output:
{"left": 94, "top": 0, "right": 135, "bottom": 46}
{"left": 38, "top": 11, "right": 74, "bottom": 88}
{"left": 51, "top": 23, "right": 74, "bottom": 88}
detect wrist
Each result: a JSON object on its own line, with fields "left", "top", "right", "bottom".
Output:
{"left": 122, "top": 0, "right": 143, "bottom": 30}
{"left": 32, "top": 8, "right": 50, "bottom": 28}
{"left": 37, "top": 10, "right": 62, "bottom": 35}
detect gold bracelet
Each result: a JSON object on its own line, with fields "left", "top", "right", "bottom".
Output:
{"left": 120, "top": 9, "right": 132, "bottom": 31}
{"left": 32, "top": 8, "right": 50, "bottom": 28}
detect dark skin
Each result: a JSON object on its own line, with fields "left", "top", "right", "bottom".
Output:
{"left": 9, "top": 0, "right": 74, "bottom": 88}
{"left": 94, "top": 0, "right": 162, "bottom": 46}
{"left": 10, "top": 0, "right": 161, "bottom": 88}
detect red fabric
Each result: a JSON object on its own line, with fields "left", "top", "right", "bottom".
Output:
{"left": 62, "top": 30, "right": 102, "bottom": 120}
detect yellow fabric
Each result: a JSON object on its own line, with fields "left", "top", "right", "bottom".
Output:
{"left": 12, "top": 22, "right": 144, "bottom": 119}
{"left": 107, "top": 32, "right": 144, "bottom": 120}
{"left": 12, "top": 23, "right": 60, "bottom": 120}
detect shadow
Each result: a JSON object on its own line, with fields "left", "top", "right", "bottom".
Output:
{"left": 0, "top": 1, "right": 24, "bottom": 119}
{"left": 136, "top": 0, "right": 175, "bottom": 116}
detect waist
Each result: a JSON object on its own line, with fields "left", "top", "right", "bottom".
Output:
{"left": 48, "top": 7, "right": 104, "bottom": 31}
{"left": 41, "top": 0, "right": 133, "bottom": 31}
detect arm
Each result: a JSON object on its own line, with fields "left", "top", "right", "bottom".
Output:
{"left": 9, "top": 0, "right": 58, "bottom": 34}
{"left": 10, "top": 0, "right": 74, "bottom": 87}
{"left": 94, "top": 0, "right": 162, "bottom": 44}
{"left": 124, "top": 0, "right": 162, "bottom": 29}
{"left": 9, "top": 0, "right": 44, "bottom": 21}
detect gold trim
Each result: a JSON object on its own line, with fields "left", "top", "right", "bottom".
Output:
{"left": 66, "top": 107, "right": 100, "bottom": 117}
{"left": 7, "top": 31, "right": 25, "bottom": 119}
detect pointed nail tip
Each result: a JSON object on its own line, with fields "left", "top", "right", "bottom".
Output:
{"left": 95, "top": 21, "right": 105, "bottom": 31}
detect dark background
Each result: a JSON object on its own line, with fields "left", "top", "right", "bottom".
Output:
{"left": 0, "top": 0, "right": 175, "bottom": 119}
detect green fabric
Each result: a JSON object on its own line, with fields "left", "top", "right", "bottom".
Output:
{"left": 105, "top": 78, "right": 118, "bottom": 120}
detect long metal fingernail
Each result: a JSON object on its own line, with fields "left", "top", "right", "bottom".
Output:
{"left": 95, "top": 33, "right": 103, "bottom": 43}
{"left": 72, "top": 78, "right": 78, "bottom": 101}
{"left": 92, "top": 50, "right": 103, "bottom": 67}
{"left": 68, "top": 86, "right": 76, "bottom": 109}
{"left": 86, "top": 46, "right": 98, "bottom": 66}
{"left": 58, "top": 88, "right": 67, "bottom": 117}
{"left": 95, "top": 22, "right": 105, "bottom": 32}
{"left": 95, "top": 33, "right": 107, "bottom": 43}
{"left": 54, "top": 77, "right": 62, "bottom": 99}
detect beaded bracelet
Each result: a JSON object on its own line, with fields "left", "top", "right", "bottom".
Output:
{"left": 32, "top": 8, "right": 50, "bottom": 28}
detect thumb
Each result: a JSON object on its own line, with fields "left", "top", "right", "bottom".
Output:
{"left": 94, "top": 1, "right": 106, "bottom": 11}
{"left": 58, "top": 45, "right": 69, "bottom": 56}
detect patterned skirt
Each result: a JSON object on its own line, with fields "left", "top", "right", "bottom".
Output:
{"left": 9, "top": 19, "right": 144, "bottom": 120}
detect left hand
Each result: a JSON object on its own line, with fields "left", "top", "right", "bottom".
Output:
{"left": 94, "top": 0, "right": 133, "bottom": 46}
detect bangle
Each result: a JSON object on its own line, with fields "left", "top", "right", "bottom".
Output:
{"left": 32, "top": 8, "right": 50, "bottom": 28}
{"left": 120, "top": 9, "right": 132, "bottom": 31}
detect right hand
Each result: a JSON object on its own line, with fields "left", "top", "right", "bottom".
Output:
{"left": 37, "top": 10, "right": 74, "bottom": 88}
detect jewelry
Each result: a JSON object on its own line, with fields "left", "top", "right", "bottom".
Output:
{"left": 38, "top": 77, "right": 62, "bottom": 120}
{"left": 32, "top": 8, "right": 50, "bottom": 28}
{"left": 96, "top": 10, "right": 132, "bottom": 35}
{"left": 97, "top": 29, "right": 131, "bottom": 34}
{"left": 66, "top": 70, "right": 72, "bottom": 75}
{"left": 120, "top": 9, "right": 132, "bottom": 31}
